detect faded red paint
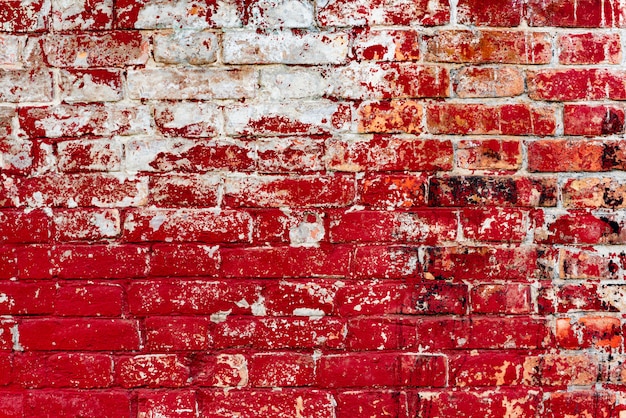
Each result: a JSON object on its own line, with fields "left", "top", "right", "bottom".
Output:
{"left": 2, "top": 0, "right": 626, "bottom": 416}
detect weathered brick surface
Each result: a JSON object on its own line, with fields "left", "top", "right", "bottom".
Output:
{"left": 2, "top": 1, "right": 626, "bottom": 416}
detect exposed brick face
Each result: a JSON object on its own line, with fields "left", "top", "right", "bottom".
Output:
{"left": 1, "top": 1, "right": 626, "bottom": 417}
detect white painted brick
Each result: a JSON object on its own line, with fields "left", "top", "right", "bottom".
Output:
{"left": 224, "top": 101, "right": 351, "bottom": 136}
{"left": 59, "top": 69, "right": 123, "bottom": 103}
{"left": 153, "top": 101, "right": 224, "bottom": 137}
{"left": 0, "top": 35, "right": 25, "bottom": 65}
{"left": 246, "top": 0, "right": 315, "bottom": 28}
{"left": 127, "top": 68, "right": 257, "bottom": 100}
{"left": 153, "top": 30, "right": 218, "bottom": 65}
{"left": 223, "top": 30, "right": 349, "bottom": 64}
{"left": 259, "top": 66, "right": 330, "bottom": 100}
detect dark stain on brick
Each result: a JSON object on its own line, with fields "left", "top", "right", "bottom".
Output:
{"left": 603, "top": 189, "right": 624, "bottom": 208}
{"left": 601, "top": 110, "right": 624, "bottom": 135}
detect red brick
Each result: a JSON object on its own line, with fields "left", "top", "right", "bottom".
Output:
{"left": 223, "top": 174, "right": 355, "bottom": 208}
{"left": 116, "top": 354, "right": 189, "bottom": 388}
{"left": 358, "top": 173, "right": 429, "bottom": 208}
{"left": 127, "top": 139, "right": 255, "bottom": 173}
{"left": 357, "top": 100, "right": 422, "bottom": 134}
{"left": 427, "top": 103, "right": 556, "bottom": 136}
{"left": 0, "top": 245, "right": 17, "bottom": 279}
{"left": 327, "top": 136, "right": 452, "bottom": 172}
{"left": 123, "top": 208, "right": 250, "bottom": 243}
{"left": 15, "top": 245, "right": 49, "bottom": 279}
{"left": 149, "top": 244, "right": 220, "bottom": 277}
{"left": 0, "top": 354, "right": 10, "bottom": 385}
{"left": 404, "top": 282, "right": 468, "bottom": 315}
{"left": 424, "top": 246, "right": 553, "bottom": 281}
{"left": 317, "top": 0, "right": 449, "bottom": 26}
{"left": 14, "top": 353, "right": 113, "bottom": 388}
{"left": 19, "top": 318, "right": 140, "bottom": 351}
{"left": 352, "top": 28, "right": 420, "bottom": 61}
{"left": 528, "top": 69, "right": 626, "bottom": 101}
{"left": 255, "top": 136, "right": 325, "bottom": 173}
{"left": 0, "top": 392, "right": 23, "bottom": 418}
{"left": 0, "top": 0, "right": 49, "bottom": 32}
{"left": 415, "top": 389, "right": 541, "bottom": 418}
{"left": 528, "top": 139, "right": 626, "bottom": 171}
{"left": 353, "top": 246, "right": 420, "bottom": 279}
{"left": 461, "top": 208, "right": 529, "bottom": 242}
{"left": 330, "top": 209, "right": 457, "bottom": 243}
{"left": 56, "top": 139, "right": 122, "bottom": 172}
{"left": 148, "top": 175, "right": 221, "bottom": 207}
{"left": 128, "top": 280, "right": 261, "bottom": 315}
{"left": 145, "top": 317, "right": 213, "bottom": 351}
{"left": 59, "top": 69, "right": 123, "bottom": 103}
{"left": 559, "top": 32, "right": 622, "bottom": 64}
{"left": 563, "top": 177, "right": 626, "bottom": 209}
{"left": 449, "top": 353, "right": 527, "bottom": 386}
{"left": 429, "top": 176, "right": 557, "bottom": 207}
{"left": 467, "top": 317, "right": 551, "bottom": 349}
{"left": 210, "top": 317, "right": 347, "bottom": 349}
{"left": 199, "top": 389, "right": 335, "bottom": 418}
{"left": 425, "top": 30, "right": 551, "bottom": 64}
{"left": 556, "top": 316, "right": 622, "bottom": 350}
{"left": 564, "top": 104, "right": 625, "bottom": 136}
{"left": 137, "top": 390, "right": 197, "bottom": 418}
{"left": 527, "top": 0, "right": 625, "bottom": 27}
{"left": 249, "top": 352, "right": 315, "bottom": 387}
{"left": 249, "top": 208, "right": 326, "bottom": 245}
{"left": 52, "top": 244, "right": 149, "bottom": 279}
{"left": 318, "top": 353, "right": 446, "bottom": 388}
{"left": 191, "top": 353, "right": 248, "bottom": 387}
{"left": 43, "top": 31, "right": 148, "bottom": 67}
{"left": 0, "top": 209, "right": 50, "bottom": 243}
{"left": 330, "top": 63, "right": 449, "bottom": 100}
{"left": 54, "top": 283, "right": 123, "bottom": 316}
{"left": 555, "top": 283, "right": 608, "bottom": 312}
{"left": 53, "top": 209, "right": 120, "bottom": 241}
{"left": 24, "top": 391, "right": 130, "bottom": 418}
{"left": 558, "top": 248, "right": 626, "bottom": 280}
{"left": 346, "top": 317, "right": 418, "bottom": 350}
{"left": 542, "top": 391, "right": 616, "bottom": 418}
{"left": 0, "top": 282, "right": 55, "bottom": 315}
{"left": 0, "top": 319, "right": 17, "bottom": 351}
{"left": 532, "top": 354, "right": 599, "bottom": 386}
{"left": 52, "top": 0, "right": 113, "bottom": 30}
{"left": 535, "top": 211, "right": 626, "bottom": 244}
{"left": 335, "top": 280, "right": 406, "bottom": 316}
{"left": 263, "top": 279, "right": 339, "bottom": 317}
{"left": 335, "top": 391, "right": 411, "bottom": 418}
{"left": 221, "top": 245, "right": 351, "bottom": 278}
{"left": 18, "top": 104, "right": 150, "bottom": 138}
{"left": 470, "top": 283, "right": 532, "bottom": 314}
{"left": 457, "top": 0, "right": 523, "bottom": 26}
{"left": 453, "top": 67, "right": 524, "bottom": 98}
{"left": 17, "top": 174, "right": 148, "bottom": 208}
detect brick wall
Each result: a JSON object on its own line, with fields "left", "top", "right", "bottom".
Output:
{"left": 1, "top": 0, "right": 626, "bottom": 416}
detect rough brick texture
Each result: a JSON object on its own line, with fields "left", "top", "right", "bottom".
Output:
{"left": 2, "top": 1, "right": 626, "bottom": 417}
